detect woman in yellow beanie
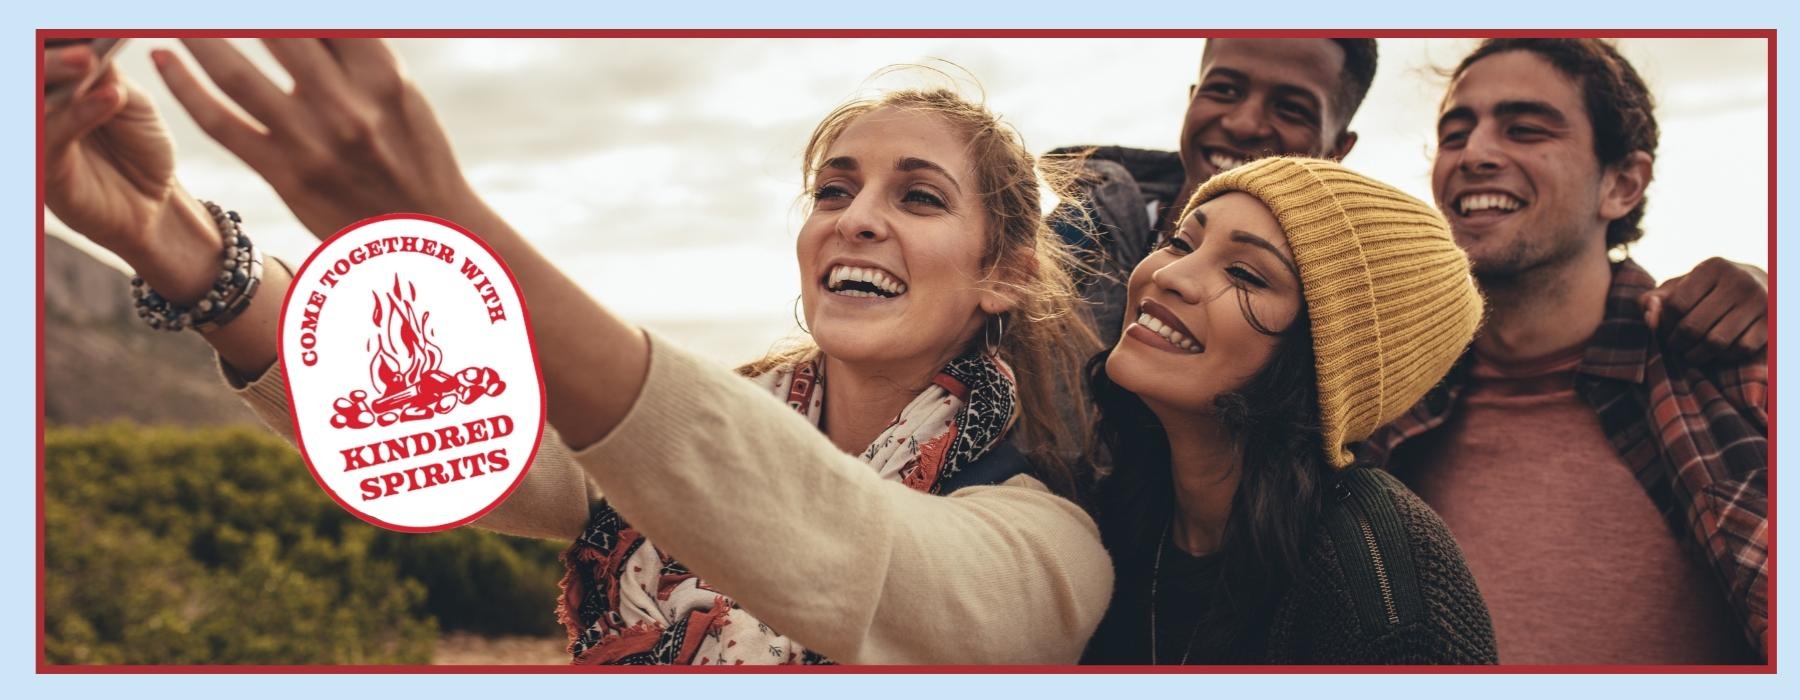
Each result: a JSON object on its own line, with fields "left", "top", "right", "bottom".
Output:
{"left": 1082, "top": 157, "right": 1497, "bottom": 664}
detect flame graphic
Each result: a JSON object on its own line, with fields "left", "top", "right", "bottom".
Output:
{"left": 368, "top": 275, "right": 444, "bottom": 397}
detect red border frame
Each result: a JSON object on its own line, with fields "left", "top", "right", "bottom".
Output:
{"left": 34, "top": 28, "right": 1778, "bottom": 675}
{"left": 1765, "top": 24, "right": 1780, "bottom": 672}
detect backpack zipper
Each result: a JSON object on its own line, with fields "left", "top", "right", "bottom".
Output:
{"left": 1336, "top": 481, "right": 1400, "bottom": 626}
{"left": 1357, "top": 516, "right": 1401, "bottom": 626}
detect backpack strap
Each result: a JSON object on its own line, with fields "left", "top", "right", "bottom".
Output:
{"left": 934, "top": 440, "right": 1033, "bottom": 495}
{"left": 1318, "top": 467, "right": 1427, "bottom": 636}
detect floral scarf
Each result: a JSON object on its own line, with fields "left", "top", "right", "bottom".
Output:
{"left": 556, "top": 350, "right": 1018, "bottom": 665}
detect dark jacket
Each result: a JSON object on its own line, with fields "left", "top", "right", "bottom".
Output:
{"left": 1048, "top": 146, "right": 1185, "bottom": 348}
{"left": 1084, "top": 467, "right": 1498, "bottom": 665}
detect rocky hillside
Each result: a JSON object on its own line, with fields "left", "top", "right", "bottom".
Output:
{"left": 43, "top": 235, "right": 266, "bottom": 428}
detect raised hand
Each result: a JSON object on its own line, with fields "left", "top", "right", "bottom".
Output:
{"left": 152, "top": 39, "right": 480, "bottom": 238}
{"left": 43, "top": 40, "right": 226, "bottom": 305}
{"left": 44, "top": 42, "right": 175, "bottom": 252}
{"left": 153, "top": 38, "right": 645, "bottom": 448}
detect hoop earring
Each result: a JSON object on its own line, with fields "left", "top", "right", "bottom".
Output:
{"left": 793, "top": 296, "right": 811, "bottom": 335}
{"left": 982, "top": 314, "right": 1006, "bottom": 355}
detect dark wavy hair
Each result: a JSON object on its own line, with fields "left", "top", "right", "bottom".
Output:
{"left": 1086, "top": 296, "right": 1327, "bottom": 655}
{"left": 1453, "top": 39, "right": 1659, "bottom": 248}
{"left": 1329, "top": 39, "right": 1380, "bottom": 130}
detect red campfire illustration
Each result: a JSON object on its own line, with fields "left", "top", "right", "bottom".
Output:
{"left": 328, "top": 275, "right": 507, "bottom": 430}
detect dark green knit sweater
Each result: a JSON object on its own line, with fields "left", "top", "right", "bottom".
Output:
{"left": 1084, "top": 467, "right": 1498, "bottom": 665}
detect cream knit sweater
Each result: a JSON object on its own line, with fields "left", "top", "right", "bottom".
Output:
{"left": 229, "top": 335, "right": 1113, "bottom": 664}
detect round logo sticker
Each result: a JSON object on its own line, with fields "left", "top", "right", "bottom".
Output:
{"left": 280, "top": 214, "right": 544, "bottom": 532}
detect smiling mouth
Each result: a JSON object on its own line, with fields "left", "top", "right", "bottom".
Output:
{"left": 1455, "top": 192, "right": 1526, "bottom": 217}
{"left": 1204, "top": 149, "right": 1250, "bottom": 173}
{"left": 1133, "top": 310, "right": 1204, "bottom": 354}
{"left": 825, "top": 264, "right": 907, "bottom": 299}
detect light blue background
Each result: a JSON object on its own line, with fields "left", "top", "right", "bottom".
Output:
{"left": 10, "top": 0, "right": 1792, "bottom": 696}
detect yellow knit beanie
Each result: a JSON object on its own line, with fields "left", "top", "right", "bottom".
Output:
{"left": 1190, "top": 157, "right": 1483, "bottom": 468}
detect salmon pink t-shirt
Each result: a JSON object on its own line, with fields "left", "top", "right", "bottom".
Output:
{"left": 1392, "top": 346, "right": 1751, "bottom": 664}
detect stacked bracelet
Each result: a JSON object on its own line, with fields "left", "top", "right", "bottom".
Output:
{"left": 131, "top": 200, "right": 265, "bottom": 333}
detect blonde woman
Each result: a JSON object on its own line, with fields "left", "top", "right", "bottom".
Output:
{"left": 43, "top": 38, "right": 1110, "bottom": 664}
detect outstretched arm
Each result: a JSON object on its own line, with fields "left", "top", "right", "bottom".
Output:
{"left": 149, "top": 38, "right": 646, "bottom": 448}
{"left": 226, "top": 359, "right": 599, "bottom": 541}
{"left": 44, "top": 38, "right": 620, "bottom": 538}
{"left": 562, "top": 335, "right": 1115, "bottom": 664}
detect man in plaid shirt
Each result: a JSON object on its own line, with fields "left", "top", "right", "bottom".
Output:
{"left": 1362, "top": 39, "right": 1769, "bottom": 663}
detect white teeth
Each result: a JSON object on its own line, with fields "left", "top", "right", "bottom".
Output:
{"left": 1208, "top": 152, "right": 1247, "bottom": 172}
{"left": 1458, "top": 193, "right": 1523, "bottom": 215}
{"left": 827, "top": 265, "right": 907, "bottom": 297}
{"left": 1135, "top": 312, "right": 1201, "bottom": 353}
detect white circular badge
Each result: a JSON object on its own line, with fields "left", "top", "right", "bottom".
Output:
{"left": 279, "top": 214, "right": 544, "bottom": 532}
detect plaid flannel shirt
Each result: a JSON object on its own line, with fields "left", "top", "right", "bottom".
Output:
{"left": 1358, "top": 260, "right": 1770, "bottom": 659}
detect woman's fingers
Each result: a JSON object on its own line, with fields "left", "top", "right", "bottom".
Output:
{"left": 263, "top": 38, "right": 384, "bottom": 145}
{"left": 321, "top": 39, "right": 404, "bottom": 95}
{"left": 152, "top": 48, "right": 273, "bottom": 166}
{"left": 43, "top": 43, "right": 93, "bottom": 91}
{"left": 262, "top": 38, "right": 348, "bottom": 96}
{"left": 177, "top": 38, "right": 295, "bottom": 133}
{"left": 44, "top": 81, "right": 126, "bottom": 157}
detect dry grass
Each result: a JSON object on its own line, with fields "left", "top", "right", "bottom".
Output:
{"left": 432, "top": 632, "right": 568, "bottom": 665}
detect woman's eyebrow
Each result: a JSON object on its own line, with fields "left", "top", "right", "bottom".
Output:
{"left": 896, "top": 156, "right": 962, "bottom": 194}
{"left": 1230, "top": 230, "right": 1300, "bottom": 279}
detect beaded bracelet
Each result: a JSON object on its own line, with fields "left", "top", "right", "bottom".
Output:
{"left": 131, "top": 200, "right": 265, "bottom": 333}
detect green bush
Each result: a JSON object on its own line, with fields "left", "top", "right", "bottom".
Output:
{"left": 44, "top": 423, "right": 570, "bottom": 665}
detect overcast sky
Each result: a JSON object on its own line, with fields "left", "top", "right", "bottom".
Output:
{"left": 48, "top": 37, "right": 1770, "bottom": 365}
